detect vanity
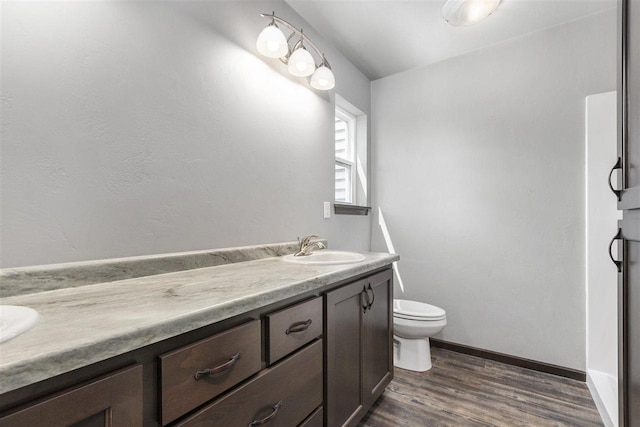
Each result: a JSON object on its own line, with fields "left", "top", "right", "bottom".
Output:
{"left": 0, "top": 243, "right": 398, "bottom": 427}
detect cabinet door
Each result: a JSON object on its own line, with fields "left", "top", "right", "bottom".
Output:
{"left": 619, "top": 0, "right": 640, "bottom": 425}
{"left": 619, "top": 215, "right": 640, "bottom": 427}
{"left": 0, "top": 365, "right": 142, "bottom": 427}
{"left": 325, "top": 279, "right": 367, "bottom": 427}
{"left": 618, "top": 0, "right": 640, "bottom": 209}
{"left": 362, "top": 270, "right": 393, "bottom": 409}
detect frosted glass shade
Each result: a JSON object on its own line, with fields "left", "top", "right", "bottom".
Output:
{"left": 287, "top": 47, "right": 315, "bottom": 77}
{"left": 256, "top": 25, "right": 288, "bottom": 58}
{"left": 441, "top": 0, "right": 501, "bottom": 26}
{"left": 310, "top": 65, "right": 335, "bottom": 90}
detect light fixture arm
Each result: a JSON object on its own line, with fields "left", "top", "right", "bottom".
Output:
{"left": 260, "top": 12, "right": 331, "bottom": 68}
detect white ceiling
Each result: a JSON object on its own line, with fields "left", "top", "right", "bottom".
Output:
{"left": 286, "top": 0, "right": 616, "bottom": 80}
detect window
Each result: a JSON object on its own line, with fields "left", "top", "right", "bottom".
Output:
{"left": 335, "top": 106, "right": 356, "bottom": 203}
{"left": 334, "top": 94, "right": 369, "bottom": 214}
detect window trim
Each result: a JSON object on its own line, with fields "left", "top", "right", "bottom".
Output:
{"left": 333, "top": 203, "right": 371, "bottom": 216}
{"left": 335, "top": 106, "right": 357, "bottom": 204}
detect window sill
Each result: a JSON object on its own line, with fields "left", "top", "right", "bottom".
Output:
{"left": 334, "top": 203, "right": 371, "bottom": 216}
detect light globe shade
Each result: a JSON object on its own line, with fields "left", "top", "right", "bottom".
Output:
{"left": 310, "top": 66, "right": 335, "bottom": 90}
{"left": 441, "top": 0, "right": 501, "bottom": 26}
{"left": 287, "top": 47, "right": 315, "bottom": 77}
{"left": 256, "top": 25, "right": 288, "bottom": 58}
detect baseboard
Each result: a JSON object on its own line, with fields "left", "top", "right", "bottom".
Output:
{"left": 430, "top": 338, "right": 586, "bottom": 381}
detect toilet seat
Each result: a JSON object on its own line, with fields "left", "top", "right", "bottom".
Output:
{"left": 393, "top": 299, "right": 446, "bottom": 321}
{"left": 394, "top": 313, "right": 446, "bottom": 321}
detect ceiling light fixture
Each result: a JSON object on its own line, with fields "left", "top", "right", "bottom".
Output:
{"left": 441, "top": 0, "right": 502, "bottom": 26}
{"left": 256, "top": 12, "right": 335, "bottom": 90}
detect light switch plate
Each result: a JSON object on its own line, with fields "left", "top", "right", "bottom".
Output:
{"left": 324, "top": 202, "right": 331, "bottom": 218}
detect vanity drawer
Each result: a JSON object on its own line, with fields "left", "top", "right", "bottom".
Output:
{"left": 159, "top": 320, "right": 261, "bottom": 425}
{"left": 176, "top": 339, "right": 323, "bottom": 427}
{"left": 266, "top": 297, "right": 323, "bottom": 364}
{"left": 299, "top": 406, "right": 323, "bottom": 427}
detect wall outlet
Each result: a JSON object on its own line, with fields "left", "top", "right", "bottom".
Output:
{"left": 324, "top": 202, "right": 331, "bottom": 219}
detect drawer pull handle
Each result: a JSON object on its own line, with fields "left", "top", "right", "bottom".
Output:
{"left": 194, "top": 352, "right": 241, "bottom": 380}
{"left": 249, "top": 400, "right": 283, "bottom": 426}
{"left": 285, "top": 319, "right": 312, "bottom": 335}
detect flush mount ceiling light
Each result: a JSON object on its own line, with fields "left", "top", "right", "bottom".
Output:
{"left": 441, "top": 0, "right": 502, "bottom": 26}
{"left": 256, "top": 12, "right": 335, "bottom": 90}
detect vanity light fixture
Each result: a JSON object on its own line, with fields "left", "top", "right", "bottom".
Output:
{"left": 441, "top": 0, "right": 502, "bottom": 26}
{"left": 256, "top": 12, "right": 335, "bottom": 90}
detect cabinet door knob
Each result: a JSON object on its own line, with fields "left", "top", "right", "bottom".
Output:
{"left": 249, "top": 400, "right": 283, "bottom": 426}
{"left": 609, "top": 157, "right": 623, "bottom": 200}
{"left": 361, "top": 286, "right": 370, "bottom": 313}
{"left": 609, "top": 228, "right": 623, "bottom": 273}
{"left": 194, "top": 352, "right": 241, "bottom": 380}
{"left": 366, "top": 284, "right": 375, "bottom": 310}
{"left": 285, "top": 319, "right": 312, "bottom": 335}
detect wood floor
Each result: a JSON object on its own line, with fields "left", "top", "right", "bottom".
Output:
{"left": 359, "top": 348, "right": 603, "bottom": 427}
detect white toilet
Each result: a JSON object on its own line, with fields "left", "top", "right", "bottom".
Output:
{"left": 393, "top": 299, "right": 447, "bottom": 372}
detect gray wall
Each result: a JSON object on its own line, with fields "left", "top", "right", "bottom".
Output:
{"left": 0, "top": 0, "right": 372, "bottom": 268}
{"left": 371, "top": 10, "right": 616, "bottom": 370}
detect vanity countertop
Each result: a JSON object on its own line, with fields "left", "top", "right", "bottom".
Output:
{"left": 0, "top": 251, "right": 398, "bottom": 395}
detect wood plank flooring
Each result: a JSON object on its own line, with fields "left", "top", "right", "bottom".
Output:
{"left": 359, "top": 348, "right": 603, "bottom": 427}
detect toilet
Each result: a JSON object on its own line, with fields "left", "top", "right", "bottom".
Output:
{"left": 393, "top": 299, "right": 447, "bottom": 372}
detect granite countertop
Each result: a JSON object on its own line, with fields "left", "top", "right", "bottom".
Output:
{"left": 0, "top": 251, "right": 398, "bottom": 395}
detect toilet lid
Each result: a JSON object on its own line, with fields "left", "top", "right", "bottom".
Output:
{"left": 393, "top": 299, "right": 446, "bottom": 320}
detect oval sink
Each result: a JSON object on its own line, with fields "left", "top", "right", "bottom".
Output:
{"left": 282, "top": 250, "right": 366, "bottom": 265}
{"left": 0, "top": 305, "right": 39, "bottom": 343}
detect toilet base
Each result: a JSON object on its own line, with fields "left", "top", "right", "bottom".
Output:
{"left": 393, "top": 335, "right": 432, "bottom": 372}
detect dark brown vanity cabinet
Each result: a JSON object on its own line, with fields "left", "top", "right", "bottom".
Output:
{"left": 325, "top": 269, "right": 393, "bottom": 427}
{"left": 0, "top": 365, "right": 143, "bottom": 427}
{"left": 0, "top": 267, "right": 395, "bottom": 427}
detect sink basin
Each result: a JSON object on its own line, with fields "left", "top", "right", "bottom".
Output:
{"left": 0, "top": 305, "right": 39, "bottom": 343}
{"left": 282, "top": 250, "right": 366, "bottom": 265}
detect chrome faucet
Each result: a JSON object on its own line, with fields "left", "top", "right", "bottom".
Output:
{"left": 294, "top": 235, "right": 326, "bottom": 257}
